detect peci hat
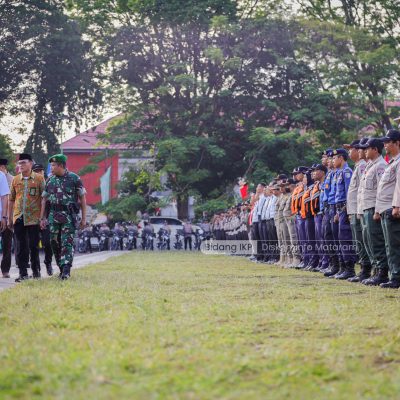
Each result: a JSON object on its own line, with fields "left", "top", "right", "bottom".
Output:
{"left": 18, "top": 153, "right": 32, "bottom": 161}
{"left": 0, "top": 158, "right": 8, "bottom": 166}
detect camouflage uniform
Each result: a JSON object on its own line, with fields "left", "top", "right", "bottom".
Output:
{"left": 42, "top": 171, "right": 85, "bottom": 273}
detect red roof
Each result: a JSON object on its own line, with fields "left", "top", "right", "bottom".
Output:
{"left": 61, "top": 115, "right": 129, "bottom": 152}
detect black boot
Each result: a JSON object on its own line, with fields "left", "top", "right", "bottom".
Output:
{"left": 362, "top": 268, "right": 389, "bottom": 286}
{"left": 46, "top": 264, "right": 53, "bottom": 276}
{"left": 336, "top": 261, "right": 356, "bottom": 280}
{"left": 61, "top": 264, "right": 71, "bottom": 280}
{"left": 331, "top": 261, "right": 345, "bottom": 279}
{"left": 324, "top": 261, "right": 340, "bottom": 277}
{"left": 348, "top": 264, "right": 372, "bottom": 283}
{"left": 380, "top": 279, "right": 400, "bottom": 289}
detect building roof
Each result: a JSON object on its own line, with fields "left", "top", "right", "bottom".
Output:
{"left": 61, "top": 115, "right": 130, "bottom": 152}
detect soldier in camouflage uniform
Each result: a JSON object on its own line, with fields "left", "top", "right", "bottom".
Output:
{"left": 40, "top": 154, "right": 87, "bottom": 280}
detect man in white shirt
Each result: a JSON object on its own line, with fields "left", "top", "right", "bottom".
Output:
{"left": 0, "top": 167, "right": 10, "bottom": 277}
{"left": 0, "top": 159, "right": 12, "bottom": 277}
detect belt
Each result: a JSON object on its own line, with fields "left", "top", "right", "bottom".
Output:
{"left": 50, "top": 204, "right": 69, "bottom": 212}
{"left": 336, "top": 201, "right": 346, "bottom": 209}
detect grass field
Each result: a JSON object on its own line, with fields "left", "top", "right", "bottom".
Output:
{"left": 1, "top": 252, "right": 400, "bottom": 399}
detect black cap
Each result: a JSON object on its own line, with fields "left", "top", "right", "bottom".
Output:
{"left": 18, "top": 153, "right": 32, "bottom": 161}
{"left": 354, "top": 137, "right": 370, "bottom": 149}
{"left": 332, "top": 148, "right": 349, "bottom": 159}
{"left": 32, "top": 163, "right": 44, "bottom": 171}
{"left": 381, "top": 129, "right": 400, "bottom": 142}
{"left": 358, "top": 137, "right": 384, "bottom": 151}
{"left": 313, "top": 164, "right": 328, "bottom": 173}
{"left": 276, "top": 174, "right": 288, "bottom": 180}
{"left": 322, "top": 148, "right": 333, "bottom": 157}
{"left": 292, "top": 167, "right": 299, "bottom": 174}
{"left": 297, "top": 166, "right": 308, "bottom": 174}
{"left": 0, "top": 158, "right": 8, "bottom": 166}
{"left": 343, "top": 139, "right": 360, "bottom": 149}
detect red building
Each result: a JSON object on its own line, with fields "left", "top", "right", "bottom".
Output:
{"left": 60, "top": 116, "right": 129, "bottom": 206}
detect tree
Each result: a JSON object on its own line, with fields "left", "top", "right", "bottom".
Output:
{"left": 0, "top": 134, "right": 14, "bottom": 167}
{"left": 0, "top": 0, "right": 102, "bottom": 164}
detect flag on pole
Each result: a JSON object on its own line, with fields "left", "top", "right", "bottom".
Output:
{"left": 100, "top": 166, "right": 111, "bottom": 205}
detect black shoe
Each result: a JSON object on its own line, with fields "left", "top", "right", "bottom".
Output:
{"left": 362, "top": 269, "right": 389, "bottom": 286}
{"left": 380, "top": 280, "right": 400, "bottom": 289}
{"left": 15, "top": 275, "right": 29, "bottom": 283}
{"left": 324, "top": 265, "right": 340, "bottom": 277}
{"left": 60, "top": 264, "right": 71, "bottom": 280}
{"left": 348, "top": 264, "right": 372, "bottom": 283}
{"left": 335, "top": 262, "right": 355, "bottom": 280}
{"left": 46, "top": 265, "right": 53, "bottom": 276}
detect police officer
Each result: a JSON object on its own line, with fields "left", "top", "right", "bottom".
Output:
{"left": 358, "top": 138, "right": 388, "bottom": 286}
{"left": 343, "top": 140, "right": 371, "bottom": 283}
{"left": 40, "top": 154, "right": 87, "bottom": 280}
{"left": 375, "top": 130, "right": 400, "bottom": 288}
{"left": 331, "top": 148, "right": 356, "bottom": 279}
{"left": 310, "top": 164, "right": 327, "bottom": 271}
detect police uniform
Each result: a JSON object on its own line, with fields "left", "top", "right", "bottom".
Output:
{"left": 42, "top": 154, "right": 86, "bottom": 279}
{"left": 345, "top": 141, "right": 371, "bottom": 282}
{"left": 357, "top": 138, "right": 389, "bottom": 285}
{"left": 375, "top": 130, "right": 400, "bottom": 287}
{"left": 332, "top": 149, "right": 356, "bottom": 279}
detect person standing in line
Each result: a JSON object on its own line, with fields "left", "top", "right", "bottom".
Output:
{"left": 358, "top": 138, "right": 389, "bottom": 286}
{"left": 8, "top": 154, "right": 45, "bottom": 282}
{"left": 0, "top": 158, "right": 12, "bottom": 278}
{"left": 343, "top": 140, "right": 371, "bottom": 283}
{"left": 183, "top": 220, "right": 194, "bottom": 250}
{"left": 375, "top": 130, "right": 400, "bottom": 288}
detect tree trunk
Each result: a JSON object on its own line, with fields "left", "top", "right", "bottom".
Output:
{"left": 177, "top": 193, "right": 189, "bottom": 220}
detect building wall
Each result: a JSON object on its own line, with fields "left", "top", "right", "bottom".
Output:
{"left": 64, "top": 152, "right": 119, "bottom": 205}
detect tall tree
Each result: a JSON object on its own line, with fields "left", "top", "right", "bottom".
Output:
{"left": 0, "top": 0, "right": 102, "bottom": 164}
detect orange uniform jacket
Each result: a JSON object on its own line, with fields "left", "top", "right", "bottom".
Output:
{"left": 300, "top": 185, "right": 313, "bottom": 219}
{"left": 291, "top": 183, "right": 304, "bottom": 216}
{"left": 310, "top": 182, "right": 321, "bottom": 216}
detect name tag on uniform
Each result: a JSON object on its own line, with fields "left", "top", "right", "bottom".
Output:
{"left": 29, "top": 187, "right": 37, "bottom": 196}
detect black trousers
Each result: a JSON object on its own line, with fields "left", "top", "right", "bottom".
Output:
{"left": 252, "top": 221, "right": 262, "bottom": 260}
{"left": 1, "top": 228, "right": 13, "bottom": 274}
{"left": 266, "top": 219, "right": 279, "bottom": 260}
{"left": 14, "top": 219, "right": 40, "bottom": 277}
{"left": 184, "top": 236, "right": 192, "bottom": 250}
{"left": 40, "top": 227, "right": 53, "bottom": 266}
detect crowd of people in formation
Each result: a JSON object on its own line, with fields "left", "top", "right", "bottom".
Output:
{"left": 76, "top": 219, "right": 211, "bottom": 253}
{"left": 210, "top": 130, "right": 400, "bottom": 289}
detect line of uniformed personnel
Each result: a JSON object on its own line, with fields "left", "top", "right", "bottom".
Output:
{"left": 211, "top": 129, "right": 400, "bottom": 289}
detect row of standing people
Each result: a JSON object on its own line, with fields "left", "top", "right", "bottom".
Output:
{"left": 211, "top": 129, "right": 400, "bottom": 289}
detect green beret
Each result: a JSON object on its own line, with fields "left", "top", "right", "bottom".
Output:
{"left": 48, "top": 154, "right": 68, "bottom": 164}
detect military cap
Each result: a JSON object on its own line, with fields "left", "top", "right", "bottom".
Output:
{"left": 332, "top": 148, "right": 349, "bottom": 159}
{"left": 313, "top": 164, "right": 328, "bottom": 174}
{"left": 19, "top": 153, "right": 32, "bottom": 161}
{"left": 343, "top": 139, "right": 360, "bottom": 149}
{"left": 0, "top": 158, "right": 8, "bottom": 166}
{"left": 292, "top": 167, "right": 299, "bottom": 174}
{"left": 381, "top": 129, "right": 400, "bottom": 142}
{"left": 48, "top": 154, "right": 68, "bottom": 164}
{"left": 297, "top": 166, "right": 308, "bottom": 174}
{"left": 32, "top": 163, "right": 44, "bottom": 171}
{"left": 358, "top": 137, "right": 384, "bottom": 151}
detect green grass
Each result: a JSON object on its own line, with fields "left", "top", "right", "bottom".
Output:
{"left": 1, "top": 252, "right": 400, "bottom": 399}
